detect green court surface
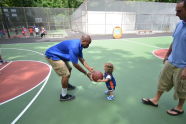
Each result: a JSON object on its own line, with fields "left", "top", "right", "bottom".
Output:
{"left": 0, "top": 36, "right": 186, "bottom": 124}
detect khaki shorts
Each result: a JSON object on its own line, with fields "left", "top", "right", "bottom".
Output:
{"left": 46, "top": 58, "right": 72, "bottom": 77}
{"left": 158, "top": 61, "right": 186, "bottom": 99}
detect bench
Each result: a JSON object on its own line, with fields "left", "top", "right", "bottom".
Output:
{"left": 137, "top": 30, "right": 152, "bottom": 34}
{"left": 46, "top": 34, "right": 63, "bottom": 38}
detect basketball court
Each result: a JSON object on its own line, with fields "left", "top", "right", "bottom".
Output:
{"left": 0, "top": 35, "right": 186, "bottom": 124}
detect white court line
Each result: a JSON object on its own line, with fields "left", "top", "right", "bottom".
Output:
{"left": 94, "top": 35, "right": 171, "bottom": 42}
{"left": 11, "top": 64, "right": 51, "bottom": 124}
{"left": 0, "top": 48, "right": 52, "bottom": 124}
{"left": 0, "top": 61, "right": 13, "bottom": 71}
{"left": 0, "top": 60, "right": 51, "bottom": 106}
{"left": 124, "top": 39, "right": 162, "bottom": 49}
{"left": 123, "top": 39, "right": 168, "bottom": 60}
{"left": 0, "top": 48, "right": 44, "bottom": 56}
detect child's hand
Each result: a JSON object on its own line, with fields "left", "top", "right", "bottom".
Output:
{"left": 96, "top": 79, "right": 102, "bottom": 82}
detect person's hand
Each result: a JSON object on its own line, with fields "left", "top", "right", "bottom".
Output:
{"left": 96, "top": 79, "right": 102, "bottom": 82}
{"left": 163, "top": 58, "right": 168, "bottom": 64}
{"left": 88, "top": 67, "right": 94, "bottom": 73}
{"left": 86, "top": 72, "right": 93, "bottom": 81}
{"left": 181, "top": 68, "right": 186, "bottom": 80}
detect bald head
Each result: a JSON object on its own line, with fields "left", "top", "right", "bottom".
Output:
{"left": 81, "top": 34, "right": 92, "bottom": 48}
{"left": 81, "top": 34, "right": 91, "bottom": 42}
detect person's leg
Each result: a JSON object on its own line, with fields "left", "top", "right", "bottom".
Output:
{"left": 106, "top": 90, "right": 115, "bottom": 101}
{"left": 60, "top": 75, "right": 75, "bottom": 101}
{"left": 167, "top": 99, "right": 185, "bottom": 115}
{"left": 142, "top": 90, "right": 163, "bottom": 105}
{"left": 65, "top": 62, "right": 76, "bottom": 90}
{"left": 142, "top": 61, "right": 174, "bottom": 106}
{"left": 61, "top": 75, "right": 69, "bottom": 97}
{"left": 167, "top": 68, "right": 186, "bottom": 115}
{"left": 46, "top": 58, "right": 75, "bottom": 101}
{"left": 106, "top": 85, "right": 114, "bottom": 100}
{"left": 176, "top": 99, "right": 185, "bottom": 111}
{"left": 62, "top": 76, "right": 69, "bottom": 88}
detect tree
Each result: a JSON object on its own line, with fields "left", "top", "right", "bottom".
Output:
{"left": 1, "top": 0, "right": 84, "bottom": 8}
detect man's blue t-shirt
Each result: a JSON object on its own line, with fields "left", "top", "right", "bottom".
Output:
{"left": 168, "top": 21, "right": 186, "bottom": 68}
{"left": 45, "top": 39, "right": 83, "bottom": 64}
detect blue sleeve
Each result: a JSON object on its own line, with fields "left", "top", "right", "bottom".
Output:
{"left": 172, "top": 21, "right": 181, "bottom": 37}
{"left": 69, "top": 50, "right": 78, "bottom": 64}
{"left": 79, "top": 50, "right": 83, "bottom": 58}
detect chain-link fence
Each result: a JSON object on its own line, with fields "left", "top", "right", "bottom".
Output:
{"left": 71, "top": 0, "right": 179, "bottom": 34}
{"left": 0, "top": 7, "right": 74, "bottom": 39}
{"left": 0, "top": 0, "right": 180, "bottom": 39}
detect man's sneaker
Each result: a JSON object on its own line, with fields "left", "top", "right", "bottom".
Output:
{"left": 107, "top": 95, "right": 114, "bottom": 101}
{"left": 60, "top": 94, "right": 75, "bottom": 101}
{"left": 67, "top": 83, "right": 76, "bottom": 90}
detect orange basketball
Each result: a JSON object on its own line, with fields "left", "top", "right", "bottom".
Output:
{"left": 92, "top": 71, "right": 103, "bottom": 81}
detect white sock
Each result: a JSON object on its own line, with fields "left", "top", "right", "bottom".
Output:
{"left": 61, "top": 88, "right": 67, "bottom": 96}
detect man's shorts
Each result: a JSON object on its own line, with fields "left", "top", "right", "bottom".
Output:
{"left": 158, "top": 61, "right": 186, "bottom": 99}
{"left": 46, "top": 58, "right": 72, "bottom": 77}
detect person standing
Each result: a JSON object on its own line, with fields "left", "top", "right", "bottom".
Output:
{"left": 45, "top": 34, "right": 94, "bottom": 101}
{"left": 40, "top": 27, "right": 46, "bottom": 38}
{"left": 142, "top": 0, "right": 186, "bottom": 116}
{"left": 15, "top": 27, "right": 19, "bottom": 35}
{"left": 34, "top": 26, "right": 39, "bottom": 37}
{"left": 21, "top": 27, "right": 27, "bottom": 36}
{"left": 28, "top": 27, "right": 34, "bottom": 37}
{"left": 97, "top": 63, "right": 116, "bottom": 101}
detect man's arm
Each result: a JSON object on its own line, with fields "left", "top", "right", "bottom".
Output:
{"left": 73, "top": 63, "right": 87, "bottom": 75}
{"left": 97, "top": 78, "right": 109, "bottom": 82}
{"left": 79, "top": 57, "right": 93, "bottom": 72}
{"left": 72, "top": 63, "right": 92, "bottom": 80}
{"left": 163, "top": 43, "right": 172, "bottom": 63}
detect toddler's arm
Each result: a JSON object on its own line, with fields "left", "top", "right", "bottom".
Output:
{"left": 97, "top": 78, "right": 109, "bottom": 82}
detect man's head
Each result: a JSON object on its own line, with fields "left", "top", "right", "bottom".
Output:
{"left": 81, "top": 34, "right": 91, "bottom": 48}
{"left": 176, "top": 0, "right": 186, "bottom": 21}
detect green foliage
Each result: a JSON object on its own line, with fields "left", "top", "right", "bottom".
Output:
{"left": 0, "top": 0, "right": 84, "bottom": 8}
{"left": 0, "top": 0, "right": 178, "bottom": 8}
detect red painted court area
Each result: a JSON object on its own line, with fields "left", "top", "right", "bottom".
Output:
{"left": 0, "top": 61, "right": 50, "bottom": 104}
{"left": 153, "top": 48, "right": 168, "bottom": 59}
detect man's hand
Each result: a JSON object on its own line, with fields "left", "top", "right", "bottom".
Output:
{"left": 86, "top": 72, "right": 93, "bottom": 81}
{"left": 163, "top": 57, "right": 168, "bottom": 64}
{"left": 181, "top": 68, "right": 186, "bottom": 80}
{"left": 88, "top": 67, "right": 94, "bottom": 73}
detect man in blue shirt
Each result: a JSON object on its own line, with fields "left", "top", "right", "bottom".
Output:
{"left": 142, "top": 0, "right": 186, "bottom": 116}
{"left": 45, "top": 34, "right": 93, "bottom": 101}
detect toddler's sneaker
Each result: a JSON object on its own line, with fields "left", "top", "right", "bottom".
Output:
{"left": 107, "top": 95, "right": 114, "bottom": 101}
